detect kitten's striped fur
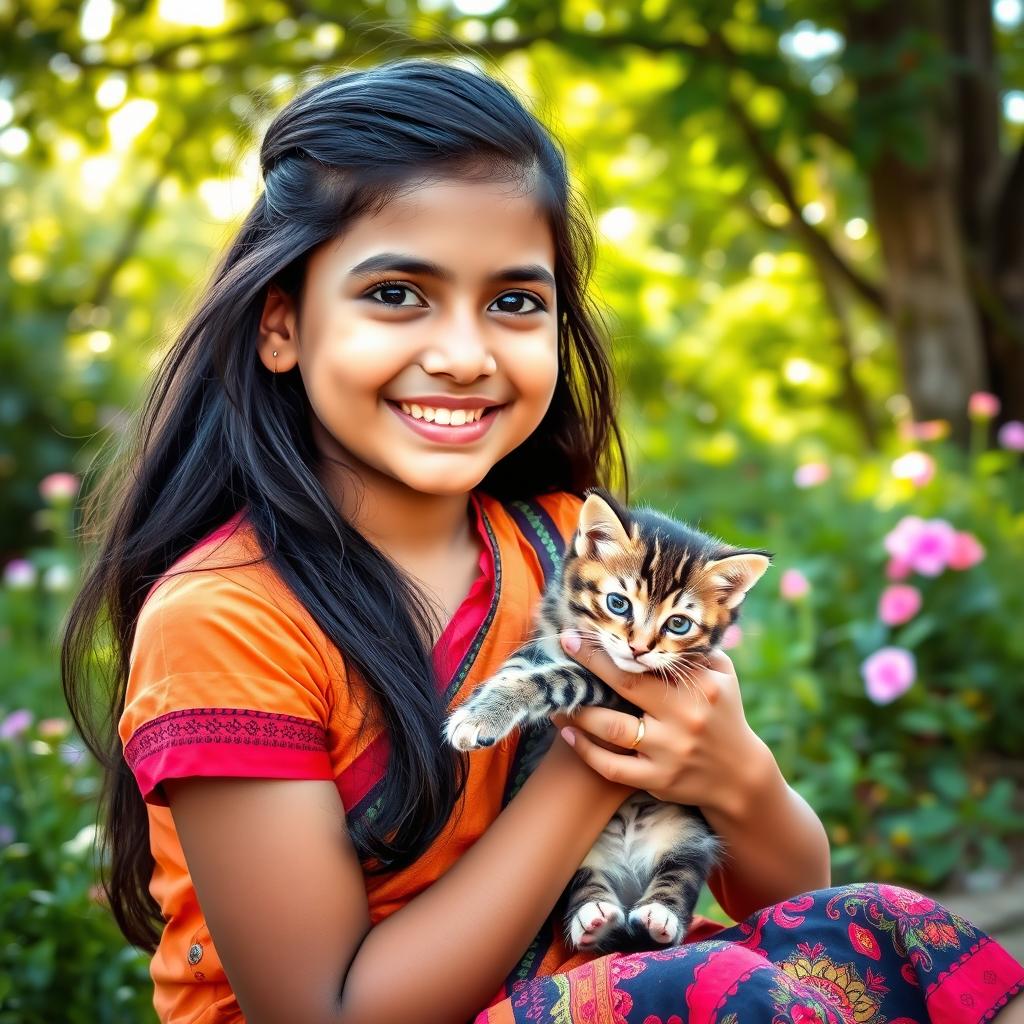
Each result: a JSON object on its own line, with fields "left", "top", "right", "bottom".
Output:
{"left": 444, "top": 487, "right": 772, "bottom": 953}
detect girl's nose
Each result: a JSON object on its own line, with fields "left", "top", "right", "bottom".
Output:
{"left": 421, "top": 313, "right": 498, "bottom": 382}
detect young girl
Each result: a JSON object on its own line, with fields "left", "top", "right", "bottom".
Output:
{"left": 61, "top": 59, "right": 1023, "bottom": 1024}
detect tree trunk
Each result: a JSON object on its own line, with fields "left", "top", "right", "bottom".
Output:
{"left": 867, "top": 148, "right": 987, "bottom": 437}
{"left": 847, "top": 0, "right": 988, "bottom": 441}
{"left": 947, "top": 0, "right": 1024, "bottom": 423}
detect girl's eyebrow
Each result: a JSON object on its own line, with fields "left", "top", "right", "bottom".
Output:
{"left": 347, "top": 252, "right": 556, "bottom": 290}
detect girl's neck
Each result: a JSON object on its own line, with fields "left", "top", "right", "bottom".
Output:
{"left": 323, "top": 467, "right": 478, "bottom": 566}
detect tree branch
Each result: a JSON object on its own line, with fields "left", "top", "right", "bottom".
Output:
{"left": 88, "top": 135, "right": 188, "bottom": 308}
{"left": 76, "top": 15, "right": 851, "bottom": 151}
{"left": 740, "top": 197, "right": 879, "bottom": 449}
{"left": 725, "top": 91, "right": 886, "bottom": 312}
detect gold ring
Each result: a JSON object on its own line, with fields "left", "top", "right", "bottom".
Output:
{"left": 629, "top": 714, "right": 646, "bottom": 749}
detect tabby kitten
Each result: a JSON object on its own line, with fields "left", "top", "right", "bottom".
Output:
{"left": 444, "top": 487, "right": 772, "bottom": 954}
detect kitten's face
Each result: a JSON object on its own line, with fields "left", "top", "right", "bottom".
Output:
{"left": 565, "top": 490, "right": 771, "bottom": 677}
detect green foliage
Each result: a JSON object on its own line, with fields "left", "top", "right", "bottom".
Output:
{"left": 0, "top": 722, "right": 155, "bottom": 1023}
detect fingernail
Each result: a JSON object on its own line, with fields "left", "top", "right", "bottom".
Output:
{"left": 561, "top": 727, "right": 576, "bottom": 746}
{"left": 561, "top": 630, "right": 581, "bottom": 654}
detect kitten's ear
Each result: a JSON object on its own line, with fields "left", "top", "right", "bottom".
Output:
{"left": 702, "top": 551, "right": 772, "bottom": 610}
{"left": 573, "top": 489, "right": 631, "bottom": 559}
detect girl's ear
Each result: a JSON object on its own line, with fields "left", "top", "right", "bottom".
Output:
{"left": 257, "top": 284, "right": 300, "bottom": 373}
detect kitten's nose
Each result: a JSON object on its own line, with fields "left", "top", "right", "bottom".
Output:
{"left": 629, "top": 642, "right": 649, "bottom": 657}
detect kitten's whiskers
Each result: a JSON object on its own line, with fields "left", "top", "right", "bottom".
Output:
{"left": 663, "top": 657, "right": 712, "bottom": 706}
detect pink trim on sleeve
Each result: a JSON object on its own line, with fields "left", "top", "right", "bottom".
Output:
{"left": 124, "top": 707, "right": 333, "bottom": 806}
{"left": 431, "top": 491, "right": 496, "bottom": 687}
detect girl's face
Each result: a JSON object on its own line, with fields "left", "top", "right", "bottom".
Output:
{"left": 260, "top": 176, "right": 559, "bottom": 501}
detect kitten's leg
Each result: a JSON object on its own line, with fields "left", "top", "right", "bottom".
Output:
{"left": 628, "top": 811, "right": 721, "bottom": 947}
{"left": 444, "top": 645, "right": 613, "bottom": 751}
{"left": 563, "top": 812, "right": 629, "bottom": 951}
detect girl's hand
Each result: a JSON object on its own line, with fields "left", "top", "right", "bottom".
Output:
{"left": 550, "top": 631, "right": 772, "bottom": 819}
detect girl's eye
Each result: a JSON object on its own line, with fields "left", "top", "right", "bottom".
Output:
{"left": 665, "top": 615, "right": 693, "bottom": 636}
{"left": 366, "top": 282, "right": 426, "bottom": 308}
{"left": 488, "top": 292, "right": 545, "bottom": 315}
{"left": 606, "top": 593, "right": 631, "bottom": 615}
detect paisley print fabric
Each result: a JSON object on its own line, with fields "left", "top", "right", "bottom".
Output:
{"left": 476, "top": 883, "right": 1024, "bottom": 1024}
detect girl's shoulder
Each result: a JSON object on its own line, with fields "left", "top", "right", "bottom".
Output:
{"left": 134, "top": 509, "right": 333, "bottom": 661}
{"left": 120, "top": 510, "right": 338, "bottom": 807}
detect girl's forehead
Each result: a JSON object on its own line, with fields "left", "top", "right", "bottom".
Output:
{"left": 322, "top": 176, "right": 555, "bottom": 269}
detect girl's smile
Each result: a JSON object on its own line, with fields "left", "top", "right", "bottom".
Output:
{"left": 385, "top": 397, "right": 504, "bottom": 445}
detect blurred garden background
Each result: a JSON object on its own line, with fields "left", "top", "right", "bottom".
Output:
{"left": 2, "top": 0, "right": 1024, "bottom": 1019}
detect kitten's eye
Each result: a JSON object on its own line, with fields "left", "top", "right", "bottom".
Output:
{"left": 606, "top": 593, "right": 631, "bottom": 615}
{"left": 666, "top": 615, "right": 693, "bottom": 636}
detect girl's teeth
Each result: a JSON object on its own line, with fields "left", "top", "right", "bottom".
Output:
{"left": 395, "top": 402, "right": 490, "bottom": 425}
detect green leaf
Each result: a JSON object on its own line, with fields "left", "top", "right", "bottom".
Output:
{"left": 898, "top": 708, "right": 944, "bottom": 735}
{"left": 978, "top": 834, "right": 1012, "bottom": 873}
{"left": 929, "top": 763, "right": 968, "bottom": 802}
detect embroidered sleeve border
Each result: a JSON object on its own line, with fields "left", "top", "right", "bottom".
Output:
{"left": 124, "top": 707, "right": 333, "bottom": 806}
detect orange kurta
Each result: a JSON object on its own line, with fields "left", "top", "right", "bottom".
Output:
{"left": 118, "top": 487, "right": 721, "bottom": 1023}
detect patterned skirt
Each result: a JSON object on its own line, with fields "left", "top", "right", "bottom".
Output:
{"left": 475, "top": 883, "right": 1024, "bottom": 1023}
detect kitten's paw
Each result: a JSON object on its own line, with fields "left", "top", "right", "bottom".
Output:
{"left": 443, "top": 705, "right": 511, "bottom": 751}
{"left": 628, "top": 902, "right": 682, "bottom": 945}
{"left": 569, "top": 900, "right": 625, "bottom": 950}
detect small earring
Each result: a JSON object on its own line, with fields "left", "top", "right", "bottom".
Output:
{"left": 272, "top": 350, "right": 278, "bottom": 374}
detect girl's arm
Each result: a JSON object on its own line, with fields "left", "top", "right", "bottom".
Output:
{"left": 166, "top": 736, "right": 631, "bottom": 1024}
{"left": 339, "top": 737, "right": 631, "bottom": 1023}
{"left": 700, "top": 734, "right": 831, "bottom": 922}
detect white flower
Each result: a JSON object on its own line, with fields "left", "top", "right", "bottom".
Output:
{"left": 43, "top": 564, "right": 74, "bottom": 592}
{"left": 61, "top": 823, "right": 98, "bottom": 858}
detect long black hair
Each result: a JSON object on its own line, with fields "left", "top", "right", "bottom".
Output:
{"left": 61, "top": 57, "right": 629, "bottom": 953}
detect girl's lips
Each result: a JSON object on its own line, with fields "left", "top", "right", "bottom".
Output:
{"left": 385, "top": 400, "right": 503, "bottom": 445}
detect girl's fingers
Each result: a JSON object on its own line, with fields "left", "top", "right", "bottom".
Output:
{"left": 564, "top": 705, "right": 658, "bottom": 752}
{"left": 560, "top": 723, "right": 650, "bottom": 789}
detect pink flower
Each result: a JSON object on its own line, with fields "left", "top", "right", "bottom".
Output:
{"left": 891, "top": 451, "right": 935, "bottom": 487}
{"left": 968, "top": 392, "right": 1000, "bottom": 420}
{"left": 780, "top": 568, "right": 810, "bottom": 601}
{"left": 908, "top": 519, "right": 957, "bottom": 576}
{"left": 899, "top": 419, "right": 949, "bottom": 442}
{"left": 884, "top": 516, "right": 956, "bottom": 577}
{"left": 885, "top": 557, "right": 912, "bottom": 581}
{"left": 3, "top": 559, "right": 36, "bottom": 589}
{"left": 861, "top": 647, "right": 916, "bottom": 704}
{"left": 884, "top": 516, "right": 924, "bottom": 558}
{"left": 794, "top": 462, "right": 830, "bottom": 488}
{"left": 878, "top": 584, "right": 922, "bottom": 626}
{"left": 721, "top": 624, "right": 742, "bottom": 650}
{"left": 38, "top": 718, "right": 71, "bottom": 739}
{"left": 38, "top": 472, "right": 80, "bottom": 502}
{"left": 0, "top": 709, "right": 34, "bottom": 740}
{"left": 948, "top": 531, "right": 985, "bottom": 571}
{"left": 997, "top": 420, "right": 1024, "bottom": 451}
